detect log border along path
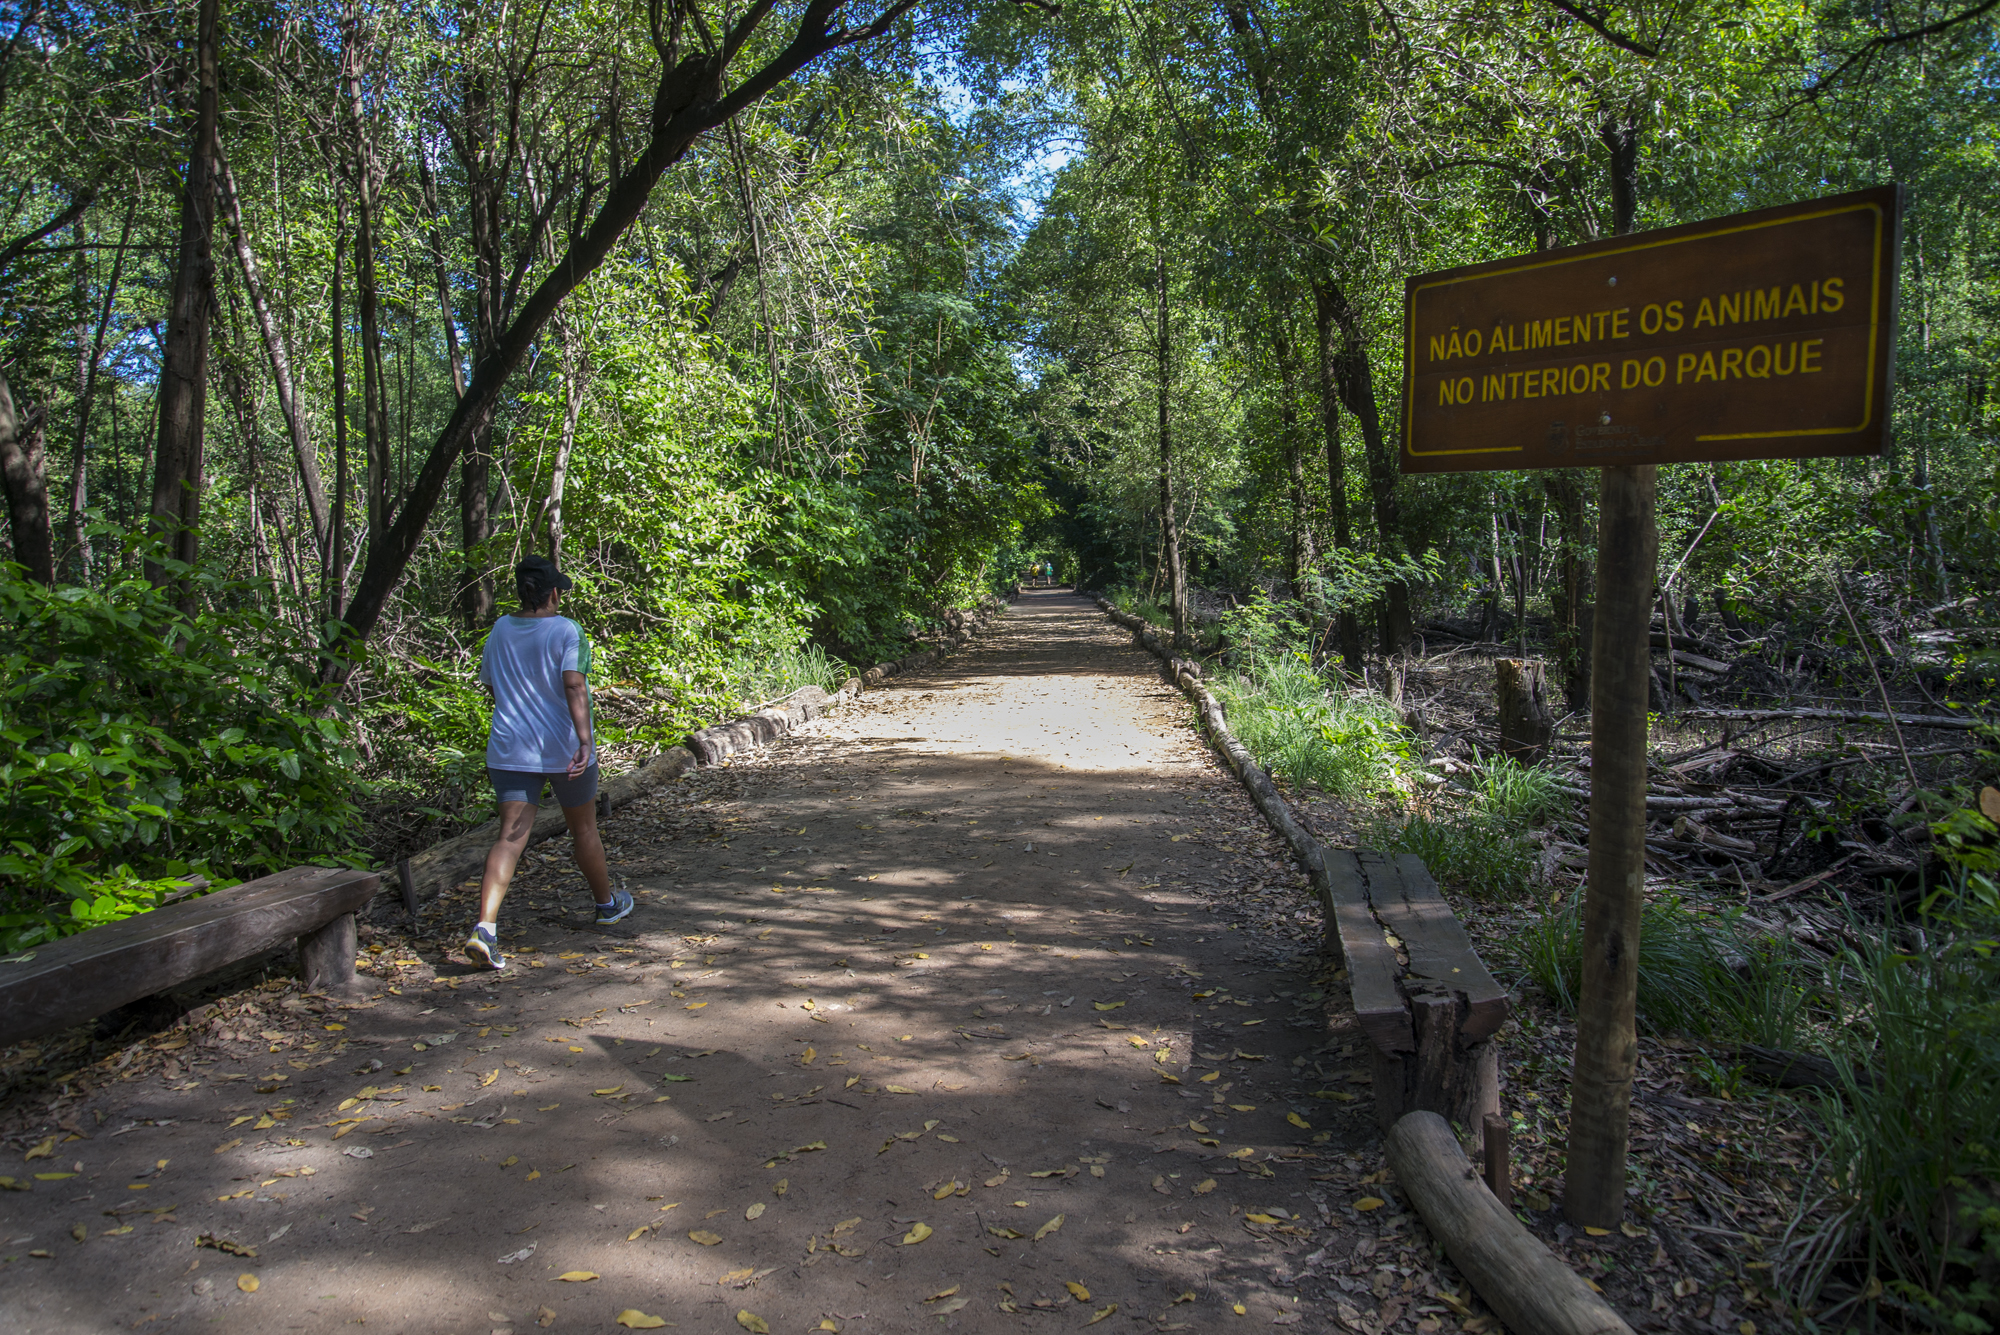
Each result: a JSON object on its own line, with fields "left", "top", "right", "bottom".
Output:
{"left": 0, "top": 589, "right": 1484, "bottom": 1335}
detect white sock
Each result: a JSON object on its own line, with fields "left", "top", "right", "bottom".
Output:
{"left": 477, "top": 920, "right": 497, "bottom": 935}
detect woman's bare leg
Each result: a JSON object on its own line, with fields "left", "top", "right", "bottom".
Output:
{"left": 477, "top": 800, "right": 540, "bottom": 925}
{"left": 561, "top": 802, "right": 613, "bottom": 905}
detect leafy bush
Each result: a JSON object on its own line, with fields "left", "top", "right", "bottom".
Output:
{"left": 0, "top": 548, "right": 362, "bottom": 951}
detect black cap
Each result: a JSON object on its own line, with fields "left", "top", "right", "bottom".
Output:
{"left": 516, "top": 554, "right": 573, "bottom": 600}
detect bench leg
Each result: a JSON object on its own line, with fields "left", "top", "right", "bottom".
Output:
{"left": 298, "top": 912, "right": 367, "bottom": 1000}
{"left": 1374, "top": 992, "right": 1502, "bottom": 1134}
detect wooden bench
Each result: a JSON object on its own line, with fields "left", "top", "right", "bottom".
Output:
{"left": 1325, "top": 850, "right": 1508, "bottom": 1131}
{"left": 0, "top": 866, "right": 380, "bottom": 1048}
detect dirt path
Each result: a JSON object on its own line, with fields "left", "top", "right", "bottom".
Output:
{"left": 5, "top": 591, "right": 1417, "bottom": 1335}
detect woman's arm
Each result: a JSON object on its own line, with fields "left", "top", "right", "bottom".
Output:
{"left": 562, "top": 669, "right": 593, "bottom": 776}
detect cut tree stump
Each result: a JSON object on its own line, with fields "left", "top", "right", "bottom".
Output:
{"left": 1496, "top": 658, "right": 1556, "bottom": 765}
{"left": 1326, "top": 850, "right": 1507, "bottom": 1131}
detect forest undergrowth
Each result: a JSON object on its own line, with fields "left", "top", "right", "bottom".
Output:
{"left": 1116, "top": 582, "right": 2000, "bottom": 1331}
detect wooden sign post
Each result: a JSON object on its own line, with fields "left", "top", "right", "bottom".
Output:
{"left": 1397, "top": 186, "right": 1901, "bottom": 1227}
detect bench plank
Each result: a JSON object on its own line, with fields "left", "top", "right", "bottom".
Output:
{"left": 0, "top": 866, "right": 380, "bottom": 1047}
{"left": 1373, "top": 854, "right": 1509, "bottom": 1043}
{"left": 1326, "top": 850, "right": 1414, "bottom": 1054}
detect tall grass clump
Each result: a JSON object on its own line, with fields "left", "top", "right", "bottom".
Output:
{"left": 1780, "top": 810, "right": 2000, "bottom": 1329}
{"left": 1509, "top": 895, "right": 1816, "bottom": 1040}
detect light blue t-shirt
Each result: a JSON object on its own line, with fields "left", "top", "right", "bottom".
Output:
{"left": 478, "top": 614, "right": 593, "bottom": 772}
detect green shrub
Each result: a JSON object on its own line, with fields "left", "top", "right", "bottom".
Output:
{"left": 1213, "top": 653, "right": 1413, "bottom": 798}
{"left": 0, "top": 548, "right": 362, "bottom": 951}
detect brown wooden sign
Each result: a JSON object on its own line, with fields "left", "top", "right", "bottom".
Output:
{"left": 1400, "top": 186, "right": 1902, "bottom": 473}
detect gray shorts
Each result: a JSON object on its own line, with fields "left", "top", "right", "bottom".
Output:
{"left": 488, "top": 764, "right": 599, "bottom": 808}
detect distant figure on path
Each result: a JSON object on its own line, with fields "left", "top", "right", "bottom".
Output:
{"left": 465, "top": 555, "right": 632, "bottom": 969}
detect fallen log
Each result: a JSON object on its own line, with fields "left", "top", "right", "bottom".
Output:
{"left": 1385, "top": 1111, "right": 1637, "bottom": 1335}
{"left": 1682, "top": 706, "right": 1985, "bottom": 732}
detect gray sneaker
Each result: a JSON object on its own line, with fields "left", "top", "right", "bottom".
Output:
{"left": 594, "top": 886, "right": 635, "bottom": 926}
{"left": 464, "top": 925, "right": 506, "bottom": 969}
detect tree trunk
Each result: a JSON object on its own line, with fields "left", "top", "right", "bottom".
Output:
{"left": 1156, "top": 246, "right": 1188, "bottom": 652}
{"left": 343, "top": 17, "right": 390, "bottom": 557}
{"left": 541, "top": 329, "right": 585, "bottom": 565}
{"left": 1273, "top": 316, "right": 1308, "bottom": 595}
{"left": 146, "top": 0, "right": 221, "bottom": 590}
{"left": 1311, "top": 274, "right": 1361, "bottom": 673}
{"left": 1566, "top": 116, "right": 1650, "bottom": 1230}
{"left": 0, "top": 369, "right": 55, "bottom": 585}
{"left": 1321, "top": 275, "right": 1410, "bottom": 655}
{"left": 329, "top": 176, "right": 349, "bottom": 626}
{"left": 1543, "top": 469, "right": 1590, "bottom": 710}
{"left": 68, "top": 202, "right": 135, "bottom": 583}
{"left": 217, "top": 151, "right": 329, "bottom": 565}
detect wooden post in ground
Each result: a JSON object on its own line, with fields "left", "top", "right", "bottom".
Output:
{"left": 1565, "top": 463, "right": 1656, "bottom": 1227}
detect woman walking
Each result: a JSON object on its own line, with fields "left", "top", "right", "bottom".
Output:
{"left": 464, "top": 555, "right": 632, "bottom": 969}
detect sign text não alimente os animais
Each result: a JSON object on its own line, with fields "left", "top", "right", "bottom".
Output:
{"left": 1399, "top": 185, "right": 1902, "bottom": 473}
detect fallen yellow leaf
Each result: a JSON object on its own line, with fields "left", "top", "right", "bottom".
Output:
{"left": 592, "top": 1086, "right": 624, "bottom": 1097}
{"left": 884, "top": 1084, "right": 916, "bottom": 1095}
{"left": 1065, "top": 1281, "right": 1091, "bottom": 1302}
{"left": 745, "top": 1202, "right": 766, "bottom": 1221}
{"left": 900, "top": 1222, "right": 933, "bottom": 1245}
{"left": 557, "top": 1270, "right": 599, "bottom": 1281}
{"left": 689, "top": 1231, "right": 723, "bottom": 1246}
{"left": 736, "top": 1311, "right": 770, "bottom": 1334}
{"left": 1126, "top": 1036, "right": 1149, "bottom": 1048}
{"left": 1087, "top": 1305, "right": 1118, "bottom": 1325}
{"left": 24, "top": 1136, "right": 56, "bottom": 1162}
{"left": 985, "top": 1169, "right": 1010, "bottom": 1188}
{"left": 1034, "top": 1214, "right": 1065, "bottom": 1241}
{"left": 1226, "top": 1147, "right": 1255, "bottom": 1159}
{"left": 1354, "top": 1197, "right": 1385, "bottom": 1212}
{"left": 480, "top": 1070, "right": 499, "bottom": 1087}
{"left": 1584, "top": 1225, "right": 1612, "bottom": 1236}
{"left": 617, "top": 1311, "right": 667, "bottom": 1328}
{"left": 1093, "top": 1002, "right": 1124, "bottom": 1011}
{"left": 774, "top": 1179, "right": 788, "bottom": 1197}
{"left": 627, "top": 1225, "right": 653, "bottom": 1241}
{"left": 987, "top": 1225, "right": 1024, "bottom": 1239}
{"left": 1286, "top": 1112, "right": 1311, "bottom": 1130}
{"left": 932, "top": 1181, "right": 962, "bottom": 1200}
{"left": 1193, "top": 1179, "right": 1217, "bottom": 1195}
{"left": 1198, "top": 1071, "right": 1220, "bottom": 1083}
{"left": 924, "top": 1286, "right": 961, "bottom": 1303}
{"left": 526, "top": 1170, "right": 541, "bottom": 1181}
{"left": 237, "top": 1274, "right": 259, "bottom": 1293}
{"left": 500, "top": 1155, "right": 518, "bottom": 1168}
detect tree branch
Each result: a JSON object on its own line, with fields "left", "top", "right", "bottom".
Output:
{"left": 1543, "top": 1, "right": 1656, "bottom": 58}
{"left": 1800, "top": 0, "right": 1998, "bottom": 99}
{"left": 0, "top": 190, "right": 97, "bottom": 280}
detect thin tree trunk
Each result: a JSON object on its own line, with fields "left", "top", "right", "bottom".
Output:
{"left": 68, "top": 201, "right": 135, "bottom": 583}
{"left": 217, "top": 150, "right": 329, "bottom": 560}
{"left": 541, "top": 328, "right": 585, "bottom": 564}
{"left": 1321, "top": 275, "right": 1409, "bottom": 655}
{"left": 343, "top": 19, "right": 390, "bottom": 556}
{"left": 1273, "top": 315, "right": 1308, "bottom": 595}
{"left": 1155, "top": 246, "right": 1188, "bottom": 653}
{"left": 330, "top": 176, "right": 349, "bottom": 626}
{"left": 1567, "top": 112, "right": 1651, "bottom": 1230}
{"left": 1312, "top": 275, "right": 1361, "bottom": 672}
{"left": 147, "top": 0, "right": 221, "bottom": 591}
{"left": 1543, "top": 469, "right": 1591, "bottom": 710}
{"left": 0, "top": 369, "right": 55, "bottom": 584}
